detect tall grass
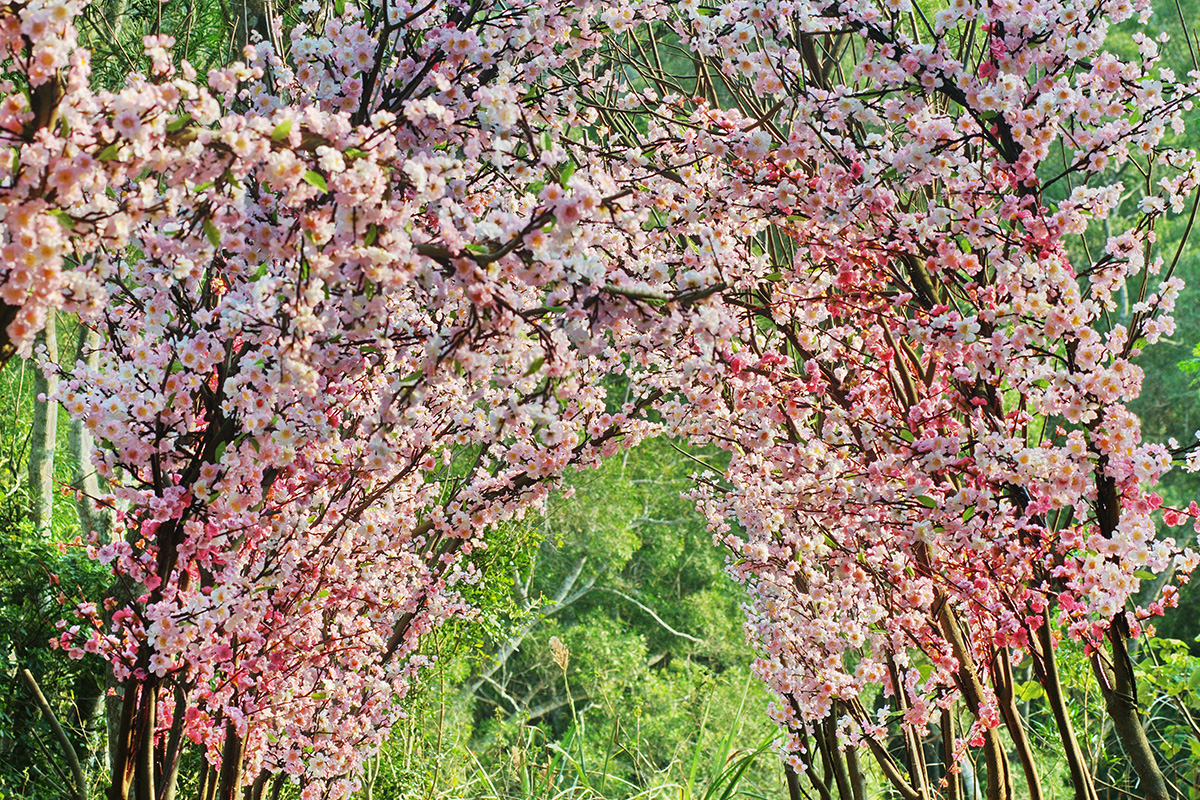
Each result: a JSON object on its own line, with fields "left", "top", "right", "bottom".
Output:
{"left": 359, "top": 669, "right": 785, "bottom": 800}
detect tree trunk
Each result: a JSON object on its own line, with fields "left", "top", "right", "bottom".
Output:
{"left": 936, "top": 604, "right": 1012, "bottom": 800}
{"left": 69, "top": 322, "right": 112, "bottom": 543}
{"left": 942, "top": 709, "right": 962, "bottom": 800}
{"left": 1090, "top": 472, "right": 1169, "bottom": 800}
{"left": 1091, "top": 621, "right": 1169, "bottom": 800}
{"left": 27, "top": 315, "right": 58, "bottom": 538}
{"left": 104, "top": 0, "right": 128, "bottom": 41}
{"left": 994, "top": 648, "right": 1043, "bottom": 800}
{"left": 1034, "top": 619, "right": 1098, "bottom": 800}
{"left": 69, "top": 666, "right": 104, "bottom": 774}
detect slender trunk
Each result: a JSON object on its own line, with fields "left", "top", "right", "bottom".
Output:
{"left": 884, "top": 653, "right": 933, "bottom": 800}
{"left": 1035, "top": 615, "right": 1099, "bottom": 800}
{"left": 267, "top": 773, "right": 285, "bottom": 800}
{"left": 820, "top": 716, "right": 854, "bottom": 800}
{"left": 69, "top": 666, "right": 104, "bottom": 768}
{"left": 197, "top": 759, "right": 215, "bottom": 800}
{"left": 28, "top": 315, "right": 58, "bottom": 538}
{"left": 134, "top": 684, "right": 157, "bottom": 800}
{"left": 860, "top": 733, "right": 922, "bottom": 800}
{"left": 942, "top": 708, "right": 962, "bottom": 800}
{"left": 159, "top": 686, "right": 187, "bottom": 800}
{"left": 796, "top": 724, "right": 834, "bottom": 800}
{"left": 215, "top": 724, "right": 246, "bottom": 800}
{"left": 845, "top": 741, "right": 866, "bottom": 800}
{"left": 1091, "top": 620, "right": 1169, "bottom": 800}
{"left": 902, "top": 721, "right": 933, "bottom": 800}
{"left": 994, "top": 648, "right": 1043, "bottom": 800}
{"left": 108, "top": 683, "right": 137, "bottom": 800}
{"left": 1091, "top": 471, "right": 1169, "bottom": 800}
{"left": 247, "top": 770, "right": 268, "bottom": 800}
{"left": 981, "top": 729, "right": 1011, "bottom": 800}
{"left": 0, "top": 302, "right": 16, "bottom": 365}
{"left": 69, "top": 322, "right": 112, "bottom": 543}
{"left": 936, "top": 604, "right": 1012, "bottom": 800}
{"left": 785, "top": 764, "right": 806, "bottom": 800}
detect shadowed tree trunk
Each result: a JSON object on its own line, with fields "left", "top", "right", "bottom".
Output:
{"left": 27, "top": 314, "right": 58, "bottom": 538}
{"left": 1091, "top": 473, "right": 1170, "bottom": 800}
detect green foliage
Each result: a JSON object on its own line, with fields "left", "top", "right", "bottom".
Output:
{"left": 0, "top": 508, "right": 111, "bottom": 800}
{"left": 0, "top": 329, "right": 111, "bottom": 800}
{"left": 352, "top": 439, "right": 783, "bottom": 800}
{"left": 364, "top": 663, "right": 782, "bottom": 800}
{"left": 1138, "top": 638, "right": 1200, "bottom": 798}
{"left": 76, "top": 0, "right": 316, "bottom": 92}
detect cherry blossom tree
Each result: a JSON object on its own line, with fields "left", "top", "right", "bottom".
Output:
{"left": 3, "top": 0, "right": 1200, "bottom": 799}
{"left": 608, "top": 2, "right": 1200, "bottom": 800}
{"left": 0, "top": 2, "right": 702, "bottom": 798}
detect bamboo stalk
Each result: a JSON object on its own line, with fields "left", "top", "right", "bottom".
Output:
{"left": 21, "top": 669, "right": 87, "bottom": 800}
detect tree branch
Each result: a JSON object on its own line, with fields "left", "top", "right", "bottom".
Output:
{"left": 593, "top": 587, "right": 704, "bottom": 644}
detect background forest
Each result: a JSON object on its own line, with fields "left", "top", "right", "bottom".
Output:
{"left": 4, "top": 0, "right": 1200, "bottom": 799}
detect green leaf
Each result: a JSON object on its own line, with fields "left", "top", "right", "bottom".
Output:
{"left": 524, "top": 357, "right": 545, "bottom": 377}
{"left": 364, "top": 224, "right": 378, "bottom": 246}
{"left": 270, "top": 119, "right": 293, "bottom": 141}
{"left": 303, "top": 169, "right": 328, "bottom": 192}
{"left": 97, "top": 143, "right": 120, "bottom": 161}
{"left": 559, "top": 162, "right": 576, "bottom": 186}
{"left": 166, "top": 114, "right": 192, "bottom": 133}
{"left": 899, "top": 429, "right": 915, "bottom": 443}
{"left": 1134, "top": 570, "right": 1157, "bottom": 581}
{"left": 47, "top": 209, "right": 75, "bottom": 230}
{"left": 916, "top": 495, "right": 937, "bottom": 509}
{"left": 202, "top": 220, "right": 221, "bottom": 248}
{"left": 1015, "top": 680, "right": 1044, "bottom": 702}
{"left": 344, "top": 147, "right": 367, "bottom": 161}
